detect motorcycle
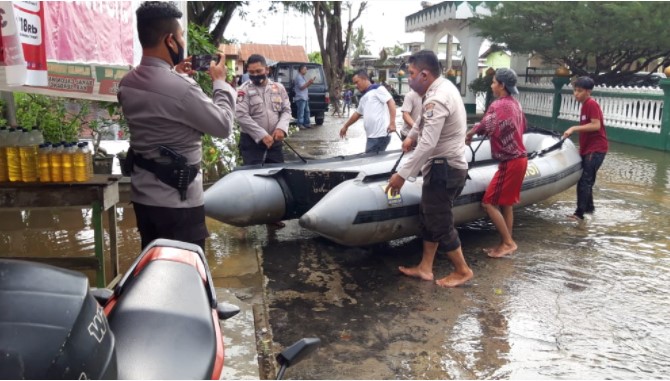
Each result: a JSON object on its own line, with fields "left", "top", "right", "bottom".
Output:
{"left": 0, "top": 238, "right": 319, "bottom": 379}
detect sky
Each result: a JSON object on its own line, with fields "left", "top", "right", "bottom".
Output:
{"left": 225, "top": 1, "right": 427, "bottom": 54}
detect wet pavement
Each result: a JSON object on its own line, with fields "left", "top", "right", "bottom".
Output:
{"left": 251, "top": 114, "right": 670, "bottom": 379}
{"left": 3, "top": 111, "right": 670, "bottom": 379}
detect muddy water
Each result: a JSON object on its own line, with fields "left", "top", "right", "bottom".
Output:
{"left": 260, "top": 122, "right": 670, "bottom": 379}
{"left": 2, "top": 115, "right": 669, "bottom": 379}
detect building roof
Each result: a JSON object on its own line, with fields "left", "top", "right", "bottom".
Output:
{"left": 219, "top": 43, "right": 308, "bottom": 63}
{"left": 479, "top": 46, "right": 511, "bottom": 59}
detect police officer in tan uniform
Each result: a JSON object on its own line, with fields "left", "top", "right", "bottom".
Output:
{"left": 386, "top": 50, "right": 473, "bottom": 288}
{"left": 236, "top": 54, "right": 292, "bottom": 165}
{"left": 118, "top": 2, "right": 235, "bottom": 251}
{"left": 399, "top": 89, "right": 423, "bottom": 140}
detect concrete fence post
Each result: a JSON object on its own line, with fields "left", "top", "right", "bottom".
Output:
{"left": 658, "top": 78, "right": 670, "bottom": 151}
{"left": 551, "top": 76, "right": 571, "bottom": 129}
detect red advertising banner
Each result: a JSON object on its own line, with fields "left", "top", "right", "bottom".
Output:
{"left": 44, "top": 1, "right": 134, "bottom": 66}
{"left": 0, "top": 1, "right": 134, "bottom": 101}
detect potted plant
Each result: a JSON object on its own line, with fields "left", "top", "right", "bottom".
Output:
{"left": 116, "top": 149, "right": 130, "bottom": 177}
{"left": 88, "top": 102, "right": 129, "bottom": 175}
{"left": 15, "top": 93, "right": 90, "bottom": 143}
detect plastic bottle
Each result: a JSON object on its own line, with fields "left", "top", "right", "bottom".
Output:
{"left": 50, "top": 143, "right": 63, "bottom": 182}
{"left": 0, "top": 127, "right": 9, "bottom": 182}
{"left": 83, "top": 142, "right": 93, "bottom": 177}
{"left": 6, "top": 128, "right": 23, "bottom": 182}
{"left": 62, "top": 143, "right": 75, "bottom": 182}
{"left": 38, "top": 143, "right": 52, "bottom": 182}
{"left": 19, "top": 127, "right": 39, "bottom": 182}
{"left": 30, "top": 127, "right": 45, "bottom": 145}
{"left": 74, "top": 142, "right": 89, "bottom": 182}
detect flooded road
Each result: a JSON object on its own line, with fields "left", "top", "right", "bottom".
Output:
{"left": 2, "top": 113, "right": 669, "bottom": 379}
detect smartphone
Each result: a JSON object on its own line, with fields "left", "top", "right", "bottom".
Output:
{"left": 192, "top": 54, "right": 221, "bottom": 71}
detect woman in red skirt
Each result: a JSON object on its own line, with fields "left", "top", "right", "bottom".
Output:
{"left": 465, "top": 68, "right": 527, "bottom": 258}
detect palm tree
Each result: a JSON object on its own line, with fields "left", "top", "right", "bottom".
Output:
{"left": 351, "top": 26, "right": 371, "bottom": 58}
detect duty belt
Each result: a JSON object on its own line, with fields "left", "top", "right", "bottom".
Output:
{"left": 132, "top": 149, "right": 200, "bottom": 201}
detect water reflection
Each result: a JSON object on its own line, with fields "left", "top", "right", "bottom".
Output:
{"left": 2, "top": 133, "right": 669, "bottom": 378}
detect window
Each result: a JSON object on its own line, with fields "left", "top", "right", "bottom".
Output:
{"left": 276, "top": 65, "right": 291, "bottom": 86}
{"left": 306, "top": 67, "right": 323, "bottom": 84}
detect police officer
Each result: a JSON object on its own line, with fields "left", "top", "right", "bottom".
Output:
{"left": 236, "top": 54, "right": 292, "bottom": 165}
{"left": 117, "top": 1, "right": 235, "bottom": 251}
{"left": 385, "top": 50, "right": 473, "bottom": 288}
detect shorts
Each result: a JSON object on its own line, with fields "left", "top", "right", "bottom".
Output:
{"left": 419, "top": 165, "right": 468, "bottom": 252}
{"left": 482, "top": 156, "right": 528, "bottom": 206}
{"left": 133, "top": 202, "right": 209, "bottom": 251}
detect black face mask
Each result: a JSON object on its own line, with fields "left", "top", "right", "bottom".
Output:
{"left": 249, "top": 74, "right": 266, "bottom": 86}
{"left": 165, "top": 36, "right": 184, "bottom": 66}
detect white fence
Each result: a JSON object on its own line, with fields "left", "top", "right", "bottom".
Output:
{"left": 518, "top": 83, "right": 664, "bottom": 134}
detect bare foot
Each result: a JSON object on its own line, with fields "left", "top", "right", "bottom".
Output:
{"left": 398, "top": 266, "right": 434, "bottom": 281}
{"left": 435, "top": 269, "right": 473, "bottom": 288}
{"left": 488, "top": 243, "right": 517, "bottom": 258}
{"left": 482, "top": 247, "right": 496, "bottom": 254}
{"left": 567, "top": 214, "right": 583, "bottom": 221}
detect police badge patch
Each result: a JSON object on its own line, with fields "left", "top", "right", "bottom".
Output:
{"left": 237, "top": 90, "right": 245, "bottom": 103}
{"left": 424, "top": 103, "right": 435, "bottom": 118}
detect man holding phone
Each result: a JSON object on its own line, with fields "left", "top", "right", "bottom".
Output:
{"left": 118, "top": 1, "right": 235, "bottom": 251}
{"left": 294, "top": 64, "right": 316, "bottom": 129}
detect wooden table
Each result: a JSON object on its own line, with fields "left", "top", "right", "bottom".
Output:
{"left": 0, "top": 175, "right": 121, "bottom": 287}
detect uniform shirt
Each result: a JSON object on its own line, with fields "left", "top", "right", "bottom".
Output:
{"left": 398, "top": 77, "right": 468, "bottom": 180}
{"left": 293, "top": 74, "right": 309, "bottom": 101}
{"left": 236, "top": 79, "right": 292, "bottom": 143}
{"left": 357, "top": 85, "right": 393, "bottom": 138}
{"left": 117, "top": 56, "right": 235, "bottom": 208}
{"left": 471, "top": 95, "right": 526, "bottom": 162}
{"left": 400, "top": 90, "right": 423, "bottom": 137}
{"left": 579, "top": 97, "right": 608, "bottom": 155}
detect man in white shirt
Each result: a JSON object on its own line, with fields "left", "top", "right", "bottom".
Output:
{"left": 339, "top": 70, "right": 396, "bottom": 153}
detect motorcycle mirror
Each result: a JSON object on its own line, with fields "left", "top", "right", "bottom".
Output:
{"left": 275, "top": 337, "right": 321, "bottom": 380}
{"left": 216, "top": 302, "right": 241, "bottom": 320}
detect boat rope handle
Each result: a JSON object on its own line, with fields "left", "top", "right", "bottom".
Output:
{"left": 283, "top": 140, "right": 308, "bottom": 163}
{"left": 469, "top": 136, "right": 486, "bottom": 165}
{"left": 527, "top": 137, "right": 567, "bottom": 160}
{"left": 390, "top": 151, "right": 405, "bottom": 175}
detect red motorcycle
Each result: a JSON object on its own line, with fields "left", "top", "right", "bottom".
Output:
{"left": 0, "top": 239, "right": 319, "bottom": 379}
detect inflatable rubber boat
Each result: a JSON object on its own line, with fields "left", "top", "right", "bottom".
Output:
{"left": 298, "top": 130, "right": 582, "bottom": 246}
{"left": 204, "top": 149, "right": 409, "bottom": 226}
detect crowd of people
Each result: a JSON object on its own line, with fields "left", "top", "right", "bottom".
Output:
{"left": 119, "top": 1, "right": 608, "bottom": 288}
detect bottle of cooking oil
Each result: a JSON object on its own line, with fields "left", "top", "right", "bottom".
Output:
{"left": 74, "top": 142, "right": 89, "bottom": 182}
{"left": 83, "top": 141, "right": 93, "bottom": 177}
{"left": 61, "top": 143, "right": 75, "bottom": 182}
{"left": 0, "top": 127, "right": 9, "bottom": 182}
{"left": 19, "top": 127, "right": 38, "bottom": 182}
{"left": 50, "top": 143, "right": 63, "bottom": 182}
{"left": 6, "top": 127, "right": 23, "bottom": 182}
{"left": 38, "top": 143, "right": 52, "bottom": 182}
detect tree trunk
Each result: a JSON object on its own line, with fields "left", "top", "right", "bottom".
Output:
{"left": 311, "top": 1, "right": 366, "bottom": 116}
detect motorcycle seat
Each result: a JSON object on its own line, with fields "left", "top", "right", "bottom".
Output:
{"left": 107, "top": 259, "right": 217, "bottom": 380}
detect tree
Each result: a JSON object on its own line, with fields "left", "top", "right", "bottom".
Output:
{"left": 389, "top": 44, "right": 405, "bottom": 57}
{"left": 188, "top": 2, "right": 244, "bottom": 45}
{"left": 283, "top": 1, "right": 368, "bottom": 114}
{"left": 308, "top": 51, "right": 323, "bottom": 64}
{"left": 473, "top": 2, "right": 670, "bottom": 85}
{"left": 351, "top": 26, "right": 371, "bottom": 58}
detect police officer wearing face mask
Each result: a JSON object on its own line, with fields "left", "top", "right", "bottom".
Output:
{"left": 385, "top": 50, "right": 473, "bottom": 288}
{"left": 118, "top": 1, "right": 236, "bottom": 251}
{"left": 236, "top": 54, "right": 292, "bottom": 165}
